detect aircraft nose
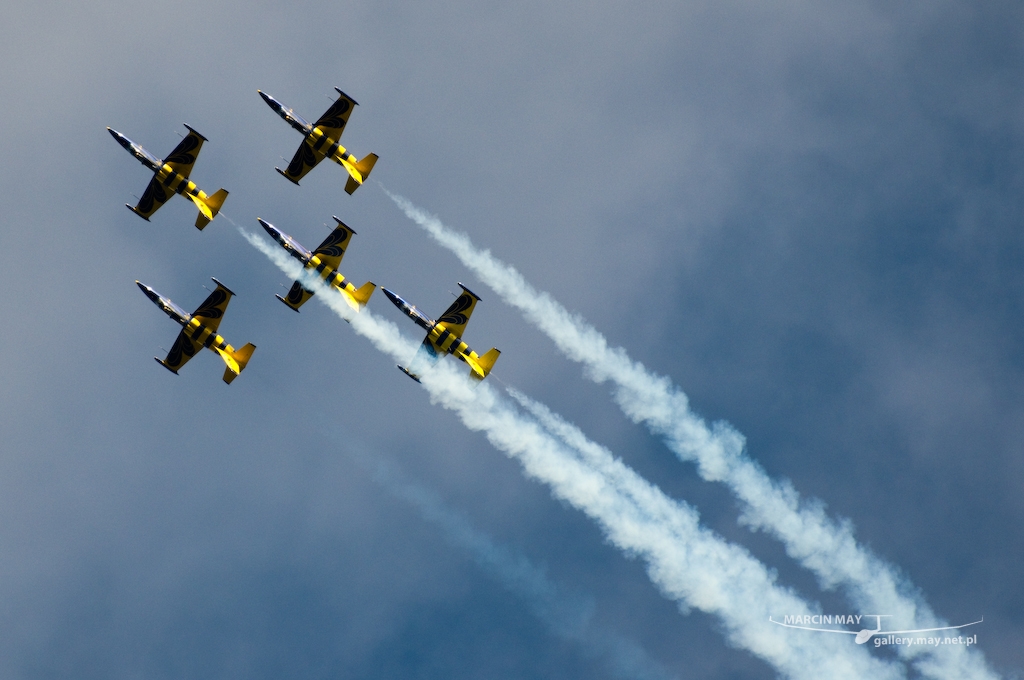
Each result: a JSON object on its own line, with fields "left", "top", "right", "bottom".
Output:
{"left": 256, "top": 217, "right": 276, "bottom": 234}
{"left": 136, "top": 280, "right": 159, "bottom": 302}
{"left": 381, "top": 288, "right": 401, "bottom": 307}
{"left": 108, "top": 127, "right": 133, "bottom": 149}
{"left": 258, "top": 90, "right": 279, "bottom": 108}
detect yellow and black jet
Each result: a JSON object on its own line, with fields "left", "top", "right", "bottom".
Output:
{"left": 137, "top": 279, "right": 255, "bottom": 384}
{"left": 258, "top": 217, "right": 375, "bottom": 313}
{"left": 108, "top": 125, "right": 228, "bottom": 229}
{"left": 382, "top": 285, "right": 500, "bottom": 382}
{"left": 258, "top": 88, "right": 378, "bottom": 194}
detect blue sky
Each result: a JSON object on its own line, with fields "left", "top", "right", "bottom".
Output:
{"left": 0, "top": 0, "right": 1022, "bottom": 677}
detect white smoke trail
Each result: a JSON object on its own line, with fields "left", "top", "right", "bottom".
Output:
{"left": 368, "top": 458, "right": 679, "bottom": 680}
{"left": 385, "top": 194, "right": 999, "bottom": 680}
{"left": 241, "top": 227, "right": 904, "bottom": 680}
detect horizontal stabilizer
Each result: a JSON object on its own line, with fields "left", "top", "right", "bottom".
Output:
{"left": 343, "top": 153, "right": 378, "bottom": 194}
{"left": 467, "top": 348, "right": 501, "bottom": 381}
{"left": 356, "top": 153, "right": 378, "bottom": 179}
{"left": 219, "top": 342, "right": 256, "bottom": 384}
{"left": 193, "top": 188, "right": 229, "bottom": 230}
{"left": 206, "top": 188, "right": 229, "bottom": 213}
{"left": 350, "top": 281, "right": 376, "bottom": 308}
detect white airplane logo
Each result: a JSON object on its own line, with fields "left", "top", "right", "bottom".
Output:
{"left": 769, "top": 614, "right": 983, "bottom": 644}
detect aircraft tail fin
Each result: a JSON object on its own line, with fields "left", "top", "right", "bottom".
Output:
{"left": 467, "top": 348, "right": 501, "bottom": 381}
{"left": 218, "top": 343, "right": 256, "bottom": 384}
{"left": 343, "top": 153, "right": 378, "bottom": 195}
{"left": 193, "top": 189, "right": 229, "bottom": 230}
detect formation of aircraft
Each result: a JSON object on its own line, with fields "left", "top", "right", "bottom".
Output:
{"left": 116, "top": 87, "right": 500, "bottom": 385}
{"left": 259, "top": 88, "right": 378, "bottom": 194}
{"left": 382, "top": 285, "right": 501, "bottom": 382}
{"left": 136, "top": 279, "right": 256, "bottom": 384}
{"left": 108, "top": 126, "right": 228, "bottom": 229}
{"left": 258, "top": 217, "right": 375, "bottom": 313}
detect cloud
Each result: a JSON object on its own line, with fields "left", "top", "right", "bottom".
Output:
{"left": 368, "top": 456, "right": 679, "bottom": 680}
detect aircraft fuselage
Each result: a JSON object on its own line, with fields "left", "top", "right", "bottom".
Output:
{"left": 151, "top": 162, "right": 215, "bottom": 206}
{"left": 304, "top": 125, "right": 362, "bottom": 172}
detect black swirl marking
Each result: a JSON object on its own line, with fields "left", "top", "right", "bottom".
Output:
{"left": 314, "top": 226, "right": 351, "bottom": 258}
{"left": 421, "top": 337, "right": 440, "bottom": 359}
{"left": 317, "top": 97, "right": 351, "bottom": 129}
{"left": 166, "top": 331, "right": 195, "bottom": 368}
{"left": 439, "top": 293, "right": 474, "bottom": 326}
{"left": 165, "top": 133, "right": 201, "bottom": 166}
{"left": 286, "top": 142, "right": 316, "bottom": 178}
{"left": 193, "top": 289, "right": 228, "bottom": 320}
{"left": 287, "top": 281, "right": 311, "bottom": 304}
{"left": 137, "top": 179, "right": 167, "bottom": 214}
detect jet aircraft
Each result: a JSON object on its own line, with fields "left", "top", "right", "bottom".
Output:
{"left": 258, "top": 88, "right": 378, "bottom": 194}
{"left": 382, "top": 285, "right": 500, "bottom": 382}
{"left": 108, "top": 125, "right": 228, "bottom": 229}
{"left": 258, "top": 217, "right": 375, "bottom": 313}
{"left": 137, "top": 279, "right": 256, "bottom": 384}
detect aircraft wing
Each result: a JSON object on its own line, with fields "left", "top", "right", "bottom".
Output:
{"left": 314, "top": 89, "right": 358, "bottom": 141}
{"left": 436, "top": 285, "right": 480, "bottom": 338}
{"left": 191, "top": 279, "right": 235, "bottom": 334}
{"left": 164, "top": 125, "right": 207, "bottom": 177}
{"left": 279, "top": 140, "right": 323, "bottom": 184}
{"left": 279, "top": 280, "right": 315, "bottom": 311}
{"left": 159, "top": 329, "right": 201, "bottom": 373}
{"left": 311, "top": 219, "right": 355, "bottom": 270}
{"left": 407, "top": 336, "right": 443, "bottom": 378}
{"left": 130, "top": 176, "right": 172, "bottom": 220}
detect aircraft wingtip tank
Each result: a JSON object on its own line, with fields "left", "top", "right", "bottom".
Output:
{"left": 275, "top": 294, "right": 302, "bottom": 312}
{"left": 334, "top": 87, "right": 359, "bottom": 106}
{"left": 397, "top": 365, "right": 422, "bottom": 383}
